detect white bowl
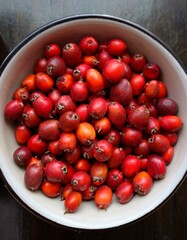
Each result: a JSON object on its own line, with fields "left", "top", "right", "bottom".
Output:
{"left": 0, "top": 14, "right": 187, "bottom": 230}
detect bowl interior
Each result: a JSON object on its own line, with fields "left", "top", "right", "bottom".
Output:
{"left": 0, "top": 16, "right": 187, "bottom": 230}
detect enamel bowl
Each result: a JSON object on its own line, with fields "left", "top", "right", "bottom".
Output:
{"left": 0, "top": 14, "right": 186, "bottom": 230}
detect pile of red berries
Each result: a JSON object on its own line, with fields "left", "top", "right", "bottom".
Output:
{"left": 4, "top": 36, "right": 183, "bottom": 213}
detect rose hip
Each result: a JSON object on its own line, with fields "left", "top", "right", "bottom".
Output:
{"left": 13, "top": 146, "right": 32, "bottom": 166}
{"left": 94, "top": 185, "right": 113, "bottom": 210}
{"left": 147, "top": 154, "right": 166, "bottom": 179}
{"left": 71, "top": 171, "right": 91, "bottom": 192}
{"left": 64, "top": 191, "right": 82, "bottom": 214}
{"left": 24, "top": 162, "right": 44, "bottom": 191}
{"left": 133, "top": 171, "right": 153, "bottom": 195}
{"left": 4, "top": 100, "right": 24, "bottom": 120}
{"left": 116, "top": 181, "right": 134, "bottom": 204}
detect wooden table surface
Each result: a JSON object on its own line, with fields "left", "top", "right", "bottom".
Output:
{"left": 0, "top": 1, "right": 187, "bottom": 239}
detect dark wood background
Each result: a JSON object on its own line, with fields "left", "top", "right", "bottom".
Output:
{"left": 0, "top": 1, "right": 187, "bottom": 239}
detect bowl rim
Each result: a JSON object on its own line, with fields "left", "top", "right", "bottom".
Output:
{"left": 0, "top": 14, "right": 187, "bottom": 231}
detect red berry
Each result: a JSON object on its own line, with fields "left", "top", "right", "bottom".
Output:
{"left": 147, "top": 154, "right": 166, "bottom": 179}
{"left": 116, "top": 181, "right": 134, "bottom": 204}
{"left": 88, "top": 97, "right": 108, "bottom": 119}
{"left": 93, "top": 140, "right": 113, "bottom": 162}
{"left": 143, "top": 63, "right": 161, "bottom": 79}
{"left": 107, "top": 38, "right": 127, "bottom": 56}
{"left": 24, "top": 162, "right": 44, "bottom": 190}
{"left": 64, "top": 191, "right": 82, "bottom": 214}
{"left": 121, "top": 155, "right": 141, "bottom": 178}
{"left": 71, "top": 171, "right": 91, "bottom": 192}
{"left": 79, "top": 35, "right": 98, "bottom": 55}
{"left": 94, "top": 185, "right": 113, "bottom": 210}
{"left": 4, "top": 100, "right": 24, "bottom": 120}
{"left": 103, "top": 59, "right": 125, "bottom": 83}
{"left": 46, "top": 56, "right": 66, "bottom": 77}
{"left": 133, "top": 171, "right": 153, "bottom": 195}
{"left": 62, "top": 42, "right": 82, "bottom": 67}
{"left": 45, "top": 43, "right": 61, "bottom": 59}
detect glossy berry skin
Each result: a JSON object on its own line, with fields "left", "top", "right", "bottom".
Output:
{"left": 75, "top": 104, "right": 89, "bottom": 123}
{"left": 115, "top": 181, "right": 134, "bottom": 204}
{"left": 86, "top": 68, "right": 105, "bottom": 93}
{"left": 93, "top": 140, "right": 113, "bottom": 162}
{"left": 62, "top": 42, "right": 82, "bottom": 67}
{"left": 79, "top": 35, "right": 98, "bottom": 55}
{"left": 133, "top": 139, "right": 151, "bottom": 157}
{"left": 71, "top": 171, "right": 91, "bottom": 192}
{"left": 73, "top": 63, "right": 91, "bottom": 81}
{"left": 107, "top": 38, "right": 127, "bottom": 56}
{"left": 47, "top": 56, "right": 67, "bottom": 77}
{"left": 94, "top": 185, "right": 113, "bottom": 210}
{"left": 147, "top": 154, "right": 166, "bottom": 179}
{"left": 130, "top": 53, "right": 147, "bottom": 72}
{"left": 127, "top": 105, "right": 150, "bottom": 129}
{"left": 22, "top": 105, "right": 42, "bottom": 128}
{"left": 144, "top": 80, "right": 159, "bottom": 98}
{"left": 21, "top": 74, "right": 36, "bottom": 92}
{"left": 161, "top": 146, "right": 174, "bottom": 165}
{"left": 59, "top": 132, "right": 77, "bottom": 152}
{"left": 15, "top": 125, "right": 32, "bottom": 145}
{"left": 145, "top": 116, "right": 160, "bottom": 135}
{"left": 74, "top": 158, "right": 91, "bottom": 172}
{"left": 64, "top": 191, "right": 82, "bottom": 214}
{"left": 61, "top": 183, "right": 74, "bottom": 200}
{"left": 130, "top": 74, "right": 146, "bottom": 96}
{"left": 56, "top": 95, "right": 76, "bottom": 115}
{"left": 133, "top": 171, "right": 153, "bottom": 195}
{"left": 32, "top": 96, "right": 53, "bottom": 119}
{"left": 56, "top": 73, "right": 75, "bottom": 94}
{"left": 70, "top": 81, "right": 89, "bottom": 102}
{"left": 59, "top": 111, "right": 80, "bottom": 132}
{"left": 35, "top": 72, "right": 54, "bottom": 92}
{"left": 121, "top": 155, "right": 141, "bottom": 178}
{"left": 27, "top": 134, "right": 48, "bottom": 156}
{"left": 4, "top": 100, "right": 24, "bottom": 120}
{"left": 157, "top": 98, "right": 178, "bottom": 116}
{"left": 44, "top": 160, "right": 68, "bottom": 183}
{"left": 13, "top": 87, "right": 30, "bottom": 103}
{"left": 97, "top": 51, "right": 112, "bottom": 71}
{"left": 88, "top": 97, "right": 108, "bottom": 119}
{"left": 34, "top": 58, "right": 47, "bottom": 73}
{"left": 90, "top": 162, "right": 108, "bottom": 186}
{"left": 148, "top": 134, "right": 170, "bottom": 154}
{"left": 108, "top": 102, "right": 126, "bottom": 126}
{"left": 110, "top": 78, "right": 133, "bottom": 105}
{"left": 41, "top": 180, "right": 61, "bottom": 198}
{"left": 121, "top": 127, "right": 142, "bottom": 147}
{"left": 106, "top": 169, "right": 124, "bottom": 190}
{"left": 159, "top": 115, "right": 182, "bottom": 133}
{"left": 76, "top": 122, "right": 96, "bottom": 145}
{"left": 107, "top": 147, "right": 125, "bottom": 169}
{"left": 103, "top": 59, "right": 125, "bottom": 83}
{"left": 24, "top": 162, "right": 44, "bottom": 191}
{"left": 38, "top": 119, "right": 61, "bottom": 141}
{"left": 143, "top": 63, "right": 161, "bottom": 79}
{"left": 13, "top": 146, "right": 32, "bottom": 166}
{"left": 45, "top": 43, "right": 61, "bottom": 59}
